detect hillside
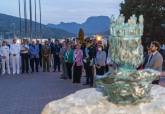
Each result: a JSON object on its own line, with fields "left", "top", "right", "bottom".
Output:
{"left": 0, "top": 13, "right": 74, "bottom": 39}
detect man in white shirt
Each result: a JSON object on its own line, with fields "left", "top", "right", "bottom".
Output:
{"left": 0, "top": 41, "right": 10, "bottom": 75}
{"left": 10, "top": 39, "right": 21, "bottom": 75}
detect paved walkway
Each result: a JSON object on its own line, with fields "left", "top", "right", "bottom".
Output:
{"left": 0, "top": 72, "right": 88, "bottom": 114}
{"left": 0, "top": 72, "right": 164, "bottom": 114}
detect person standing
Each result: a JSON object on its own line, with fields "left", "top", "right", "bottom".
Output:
{"left": 0, "top": 41, "right": 10, "bottom": 75}
{"left": 145, "top": 41, "right": 163, "bottom": 84}
{"left": 95, "top": 45, "right": 106, "bottom": 75}
{"left": 10, "top": 39, "right": 21, "bottom": 75}
{"left": 83, "top": 42, "right": 95, "bottom": 87}
{"left": 65, "top": 43, "right": 74, "bottom": 79}
{"left": 48, "top": 38, "right": 54, "bottom": 68}
{"left": 42, "top": 41, "right": 51, "bottom": 72}
{"left": 20, "top": 39, "right": 29, "bottom": 74}
{"left": 53, "top": 40, "right": 61, "bottom": 72}
{"left": 59, "top": 41, "right": 67, "bottom": 79}
{"left": 36, "top": 40, "right": 42, "bottom": 67}
{"left": 29, "top": 41, "right": 39, "bottom": 73}
{"left": 73, "top": 44, "right": 83, "bottom": 83}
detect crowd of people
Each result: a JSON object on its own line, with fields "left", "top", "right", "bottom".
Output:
{"left": 0, "top": 38, "right": 164, "bottom": 86}
{"left": 0, "top": 38, "right": 109, "bottom": 87}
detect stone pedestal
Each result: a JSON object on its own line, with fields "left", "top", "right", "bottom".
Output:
{"left": 41, "top": 85, "right": 165, "bottom": 114}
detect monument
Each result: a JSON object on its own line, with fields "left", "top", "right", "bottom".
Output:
{"left": 41, "top": 15, "right": 165, "bottom": 114}
{"left": 96, "top": 14, "right": 160, "bottom": 104}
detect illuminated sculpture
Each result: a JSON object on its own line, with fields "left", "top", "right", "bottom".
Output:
{"left": 96, "top": 14, "right": 160, "bottom": 104}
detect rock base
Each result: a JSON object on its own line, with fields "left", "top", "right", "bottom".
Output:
{"left": 41, "top": 85, "right": 165, "bottom": 114}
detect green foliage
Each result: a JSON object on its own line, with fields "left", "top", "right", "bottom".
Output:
{"left": 78, "top": 28, "right": 85, "bottom": 44}
{"left": 120, "top": 0, "right": 165, "bottom": 41}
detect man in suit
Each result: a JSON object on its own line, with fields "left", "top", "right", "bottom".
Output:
{"left": 145, "top": 41, "right": 163, "bottom": 84}
{"left": 36, "top": 40, "right": 42, "bottom": 67}
{"left": 52, "top": 40, "right": 61, "bottom": 72}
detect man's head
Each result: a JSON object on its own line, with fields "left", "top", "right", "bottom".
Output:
{"left": 32, "top": 41, "right": 35, "bottom": 45}
{"left": 2, "top": 41, "right": 6, "bottom": 46}
{"left": 45, "top": 41, "right": 48, "bottom": 45}
{"left": 55, "top": 40, "right": 59, "bottom": 44}
{"left": 48, "top": 38, "right": 51, "bottom": 43}
{"left": 13, "top": 39, "right": 17, "bottom": 44}
{"left": 23, "top": 39, "right": 28, "bottom": 44}
{"left": 150, "top": 41, "right": 160, "bottom": 53}
{"left": 36, "top": 40, "right": 40, "bottom": 44}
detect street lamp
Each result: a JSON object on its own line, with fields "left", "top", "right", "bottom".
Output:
{"left": 96, "top": 35, "right": 102, "bottom": 41}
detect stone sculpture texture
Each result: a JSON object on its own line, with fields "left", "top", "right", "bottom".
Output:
{"left": 96, "top": 14, "right": 160, "bottom": 104}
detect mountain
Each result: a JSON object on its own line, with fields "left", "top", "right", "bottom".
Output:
{"left": 0, "top": 13, "right": 74, "bottom": 39}
{"left": 48, "top": 22, "right": 81, "bottom": 35}
{"left": 47, "top": 16, "right": 111, "bottom": 35}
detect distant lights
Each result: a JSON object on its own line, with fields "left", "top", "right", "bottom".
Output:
{"left": 17, "top": 39, "right": 21, "bottom": 44}
{"left": 96, "top": 35, "right": 102, "bottom": 41}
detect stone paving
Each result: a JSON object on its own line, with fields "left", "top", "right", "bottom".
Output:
{"left": 0, "top": 71, "right": 88, "bottom": 114}
{"left": 0, "top": 71, "right": 164, "bottom": 114}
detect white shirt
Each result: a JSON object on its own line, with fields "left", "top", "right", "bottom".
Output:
{"left": 21, "top": 44, "right": 29, "bottom": 54}
{"left": 161, "top": 44, "right": 165, "bottom": 50}
{"left": 0, "top": 45, "right": 10, "bottom": 57}
{"left": 152, "top": 51, "right": 157, "bottom": 56}
{"left": 10, "top": 43, "right": 21, "bottom": 55}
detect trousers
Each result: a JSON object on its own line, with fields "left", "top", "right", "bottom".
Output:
{"left": 2, "top": 56, "right": 10, "bottom": 74}
{"left": 12, "top": 55, "right": 20, "bottom": 74}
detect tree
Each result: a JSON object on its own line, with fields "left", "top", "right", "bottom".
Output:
{"left": 120, "top": 0, "right": 165, "bottom": 42}
{"left": 78, "top": 28, "right": 85, "bottom": 44}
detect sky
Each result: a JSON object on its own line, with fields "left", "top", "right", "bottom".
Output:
{"left": 0, "top": 0, "right": 123, "bottom": 24}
